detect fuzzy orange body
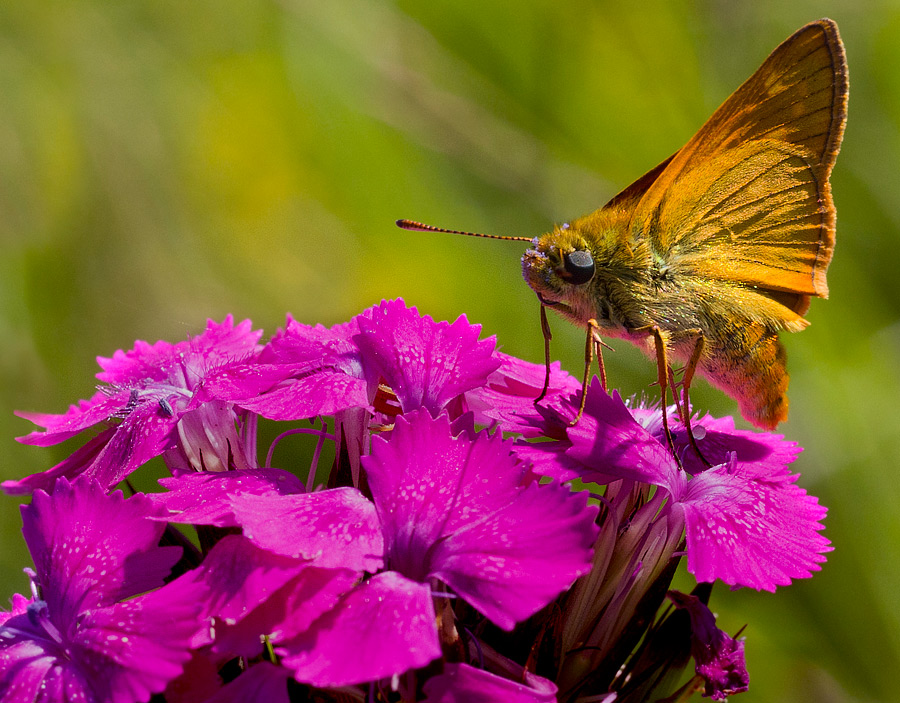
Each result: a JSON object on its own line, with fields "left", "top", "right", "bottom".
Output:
{"left": 522, "top": 19, "right": 848, "bottom": 428}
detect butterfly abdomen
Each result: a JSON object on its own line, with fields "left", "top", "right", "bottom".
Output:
{"left": 701, "top": 324, "right": 789, "bottom": 430}
{"left": 640, "top": 279, "right": 803, "bottom": 429}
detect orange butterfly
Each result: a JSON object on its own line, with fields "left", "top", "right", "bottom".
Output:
{"left": 400, "top": 19, "right": 848, "bottom": 432}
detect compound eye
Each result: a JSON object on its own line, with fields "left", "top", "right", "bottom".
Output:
{"left": 561, "top": 249, "right": 594, "bottom": 285}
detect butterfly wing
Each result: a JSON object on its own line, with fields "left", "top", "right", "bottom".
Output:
{"left": 628, "top": 19, "right": 847, "bottom": 311}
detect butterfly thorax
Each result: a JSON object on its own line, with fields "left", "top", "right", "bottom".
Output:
{"left": 522, "top": 205, "right": 811, "bottom": 428}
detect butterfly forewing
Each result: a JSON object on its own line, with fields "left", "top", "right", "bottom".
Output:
{"left": 652, "top": 141, "right": 828, "bottom": 302}
{"left": 625, "top": 19, "right": 847, "bottom": 302}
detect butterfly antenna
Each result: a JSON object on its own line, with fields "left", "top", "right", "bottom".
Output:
{"left": 396, "top": 219, "right": 532, "bottom": 242}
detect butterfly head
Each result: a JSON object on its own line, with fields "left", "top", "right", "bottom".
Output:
{"left": 522, "top": 223, "right": 602, "bottom": 323}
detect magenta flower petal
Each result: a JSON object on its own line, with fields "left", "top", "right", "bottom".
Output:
{"left": 475, "top": 362, "right": 584, "bottom": 482}
{"left": 363, "top": 410, "right": 598, "bottom": 630}
{"left": 0, "top": 578, "right": 205, "bottom": 703}
{"left": 8, "top": 404, "right": 178, "bottom": 494}
{"left": 70, "top": 575, "right": 208, "bottom": 703}
{"left": 279, "top": 571, "right": 440, "bottom": 687}
{"left": 0, "top": 479, "right": 207, "bottom": 703}
{"left": 431, "top": 478, "right": 598, "bottom": 630}
{"left": 96, "top": 317, "right": 261, "bottom": 386}
{"left": 0, "top": 595, "right": 29, "bottom": 627}
{"left": 187, "top": 535, "right": 357, "bottom": 657}
{"left": 422, "top": 663, "right": 558, "bottom": 703}
{"left": 354, "top": 300, "right": 501, "bottom": 414}
{"left": 192, "top": 535, "right": 313, "bottom": 622}
{"left": 472, "top": 353, "right": 580, "bottom": 434}
{"left": 198, "top": 313, "right": 358, "bottom": 403}
{"left": 632, "top": 404, "right": 802, "bottom": 478}
{"left": 259, "top": 316, "right": 362, "bottom": 368}
{"left": 559, "top": 383, "right": 829, "bottom": 591}
{"left": 678, "top": 457, "right": 831, "bottom": 591}
{"left": 3, "top": 427, "right": 114, "bottom": 496}
{"left": 16, "top": 396, "right": 120, "bottom": 446}
{"left": 150, "top": 469, "right": 305, "bottom": 527}
{"left": 206, "top": 315, "right": 369, "bottom": 420}
{"left": 22, "top": 479, "right": 180, "bottom": 614}
{"left": 234, "top": 372, "right": 369, "bottom": 419}
{"left": 512, "top": 438, "right": 587, "bottom": 483}
{"left": 668, "top": 591, "right": 749, "bottom": 700}
{"left": 199, "top": 362, "right": 297, "bottom": 403}
{"left": 232, "top": 488, "right": 383, "bottom": 572}
{"left": 8, "top": 317, "right": 263, "bottom": 492}
{"left": 220, "top": 565, "right": 358, "bottom": 654}
{"left": 566, "top": 382, "right": 683, "bottom": 491}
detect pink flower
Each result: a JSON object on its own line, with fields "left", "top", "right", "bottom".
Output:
{"left": 0, "top": 479, "right": 208, "bottom": 703}
{"left": 6, "top": 318, "right": 263, "bottom": 494}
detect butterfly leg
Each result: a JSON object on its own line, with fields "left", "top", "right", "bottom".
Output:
{"left": 679, "top": 332, "right": 711, "bottom": 467}
{"left": 570, "top": 319, "right": 606, "bottom": 425}
{"left": 590, "top": 321, "right": 608, "bottom": 391}
{"left": 649, "top": 326, "right": 679, "bottom": 458}
{"left": 536, "top": 303, "right": 554, "bottom": 403}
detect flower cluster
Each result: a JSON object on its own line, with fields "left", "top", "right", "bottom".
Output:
{"left": 0, "top": 300, "right": 830, "bottom": 702}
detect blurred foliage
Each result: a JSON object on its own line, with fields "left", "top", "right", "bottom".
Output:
{"left": 1, "top": 0, "right": 899, "bottom": 701}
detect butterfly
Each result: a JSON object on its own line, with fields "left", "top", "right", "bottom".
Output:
{"left": 399, "top": 19, "right": 848, "bottom": 433}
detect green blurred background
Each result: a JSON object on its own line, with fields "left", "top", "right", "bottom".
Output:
{"left": 1, "top": 0, "right": 898, "bottom": 700}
